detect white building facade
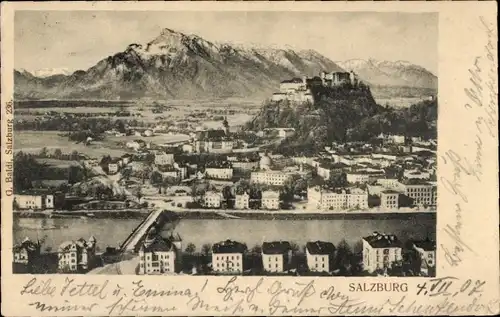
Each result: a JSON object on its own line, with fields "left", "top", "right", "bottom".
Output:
{"left": 261, "top": 190, "right": 280, "bottom": 210}
{"left": 362, "top": 232, "right": 402, "bottom": 273}
{"left": 14, "top": 194, "right": 54, "bottom": 210}
{"left": 250, "top": 171, "right": 291, "bottom": 186}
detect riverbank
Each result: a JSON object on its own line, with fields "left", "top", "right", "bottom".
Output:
{"left": 177, "top": 210, "right": 436, "bottom": 220}
{"left": 13, "top": 209, "right": 151, "bottom": 219}
{"left": 14, "top": 207, "right": 435, "bottom": 221}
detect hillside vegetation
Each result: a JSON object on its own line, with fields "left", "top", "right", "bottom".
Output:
{"left": 246, "top": 84, "right": 437, "bottom": 154}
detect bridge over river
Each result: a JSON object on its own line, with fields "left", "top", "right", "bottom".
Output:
{"left": 119, "top": 209, "right": 180, "bottom": 253}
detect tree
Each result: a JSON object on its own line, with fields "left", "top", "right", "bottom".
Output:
{"left": 121, "top": 167, "right": 132, "bottom": 181}
{"left": 251, "top": 244, "right": 262, "bottom": 254}
{"left": 39, "top": 147, "right": 49, "bottom": 158}
{"left": 150, "top": 171, "right": 163, "bottom": 187}
{"left": 54, "top": 148, "right": 63, "bottom": 159}
{"left": 140, "top": 166, "right": 153, "bottom": 185}
{"left": 70, "top": 150, "right": 79, "bottom": 161}
{"left": 185, "top": 243, "right": 196, "bottom": 255}
{"left": 201, "top": 243, "right": 212, "bottom": 256}
{"left": 162, "top": 177, "right": 178, "bottom": 194}
{"left": 290, "top": 242, "right": 300, "bottom": 253}
{"left": 327, "top": 173, "right": 348, "bottom": 189}
{"left": 68, "top": 165, "right": 84, "bottom": 185}
{"left": 335, "top": 239, "right": 354, "bottom": 275}
{"left": 222, "top": 186, "right": 233, "bottom": 200}
{"left": 134, "top": 188, "right": 143, "bottom": 204}
{"left": 14, "top": 152, "right": 48, "bottom": 192}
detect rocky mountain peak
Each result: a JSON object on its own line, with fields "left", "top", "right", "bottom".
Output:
{"left": 14, "top": 27, "right": 436, "bottom": 100}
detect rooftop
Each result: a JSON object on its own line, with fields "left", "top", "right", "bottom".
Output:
{"left": 141, "top": 237, "right": 176, "bottom": 253}
{"left": 13, "top": 238, "right": 40, "bottom": 253}
{"left": 262, "top": 241, "right": 292, "bottom": 255}
{"left": 306, "top": 241, "right": 336, "bottom": 255}
{"left": 401, "top": 179, "right": 433, "bottom": 186}
{"left": 205, "top": 161, "right": 232, "bottom": 169}
{"left": 158, "top": 165, "right": 177, "bottom": 172}
{"left": 281, "top": 78, "right": 304, "bottom": 84}
{"left": 197, "top": 129, "right": 229, "bottom": 141}
{"left": 363, "top": 232, "right": 402, "bottom": 248}
{"left": 212, "top": 240, "right": 247, "bottom": 254}
{"left": 413, "top": 239, "right": 436, "bottom": 251}
{"left": 381, "top": 190, "right": 400, "bottom": 194}
{"left": 262, "top": 190, "right": 280, "bottom": 198}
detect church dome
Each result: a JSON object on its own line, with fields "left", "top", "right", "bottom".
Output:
{"left": 260, "top": 154, "right": 273, "bottom": 170}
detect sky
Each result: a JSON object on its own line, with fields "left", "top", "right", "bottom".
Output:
{"left": 14, "top": 11, "right": 438, "bottom": 74}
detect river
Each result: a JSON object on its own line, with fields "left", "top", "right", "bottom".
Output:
{"left": 13, "top": 214, "right": 436, "bottom": 252}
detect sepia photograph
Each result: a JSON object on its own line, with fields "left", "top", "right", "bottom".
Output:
{"left": 11, "top": 11, "right": 439, "bottom": 277}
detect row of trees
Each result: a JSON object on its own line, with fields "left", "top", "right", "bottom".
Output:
{"left": 180, "top": 238, "right": 433, "bottom": 277}
{"left": 15, "top": 114, "right": 153, "bottom": 135}
{"left": 34, "top": 147, "right": 82, "bottom": 161}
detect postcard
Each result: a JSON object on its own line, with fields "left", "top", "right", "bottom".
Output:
{"left": 1, "top": 1, "right": 498, "bottom": 316}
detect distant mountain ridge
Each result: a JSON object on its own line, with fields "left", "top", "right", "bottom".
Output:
{"left": 15, "top": 28, "right": 437, "bottom": 100}
{"left": 336, "top": 59, "right": 437, "bottom": 89}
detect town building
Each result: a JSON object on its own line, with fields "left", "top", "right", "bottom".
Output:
{"left": 212, "top": 240, "right": 247, "bottom": 273}
{"left": 269, "top": 154, "right": 293, "bottom": 167}
{"left": 14, "top": 193, "right": 54, "bottom": 210}
{"left": 126, "top": 140, "right": 146, "bottom": 151}
{"left": 271, "top": 78, "right": 314, "bottom": 103}
{"left": 121, "top": 154, "right": 132, "bottom": 165}
{"left": 194, "top": 130, "right": 234, "bottom": 154}
{"left": 138, "top": 230, "right": 178, "bottom": 275}
{"left": 173, "top": 162, "right": 188, "bottom": 180}
{"left": 278, "top": 128, "right": 296, "bottom": 138}
{"left": 306, "top": 241, "right": 336, "bottom": 273}
{"left": 346, "top": 172, "right": 370, "bottom": 184}
{"left": 57, "top": 236, "right": 97, "bottom": 272}
{"left": 403, "top": 169, "right": 431, "bottom": 180}
{"left": 261, "top": 190, "right": 280, "bottom": 210}
{"left": 232, "top": 160, "right": 259, "bottom": 171}
{"left": 261, "top": 241, "right": 293, "bottom": 273}
{"left": 377, "top": 178, "right": 402, "bottom": 190}
{"left": 205, "top": 165, "right": 233, "bottom": 180}
{"left": 108, "top": 160, "right": 120, "bottom": 174}
{"left": 380, "top": 190, "right": 399, "bottom": 209}
{"left": 235, "top": 192, "right": 250, "bottom": 209}
{"left": 13, "top": 237, "right": 41, "bottom": 265}
{"left": 307, "top": 186, "right": 368, "bottom": 210}
{"left": 412, "top": 239, "right": 436, "bottom": 275}
{"left": 362, "top": 232, "right": 403, "bottom": 273}
{"left": 203, "top": 191, "right": 223, "bottom": 208}
{"left": 316, "top": 161, "right": 349, "bottom": 181}
{"left": 399, "top": 180, "right": 437, "bottom": 207}
{"left": 259, "top": 153, "right": 273, "bottom": 170}
{"left": 182, "top": 144, "right": 194, "bottom": 153}
{"left": 250, "top": 171, "right": 291, "bottom": 186}
{"left": 346, "top": 169, "right": 386, "bottom": 184}
{"left": 158, "top": 165, "right": 179, "bottom": 180}
{"left": 154, "top": 152, "right": 175, "bottom": 165}
{"left": 261, "top": 128, "right": 296, "bottom": 139}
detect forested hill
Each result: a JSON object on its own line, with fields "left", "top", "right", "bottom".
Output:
{"left": 245, "top": 84, "right": 437, "bottom": 154}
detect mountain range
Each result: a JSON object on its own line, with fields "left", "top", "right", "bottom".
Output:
{"left": 14, "top": 28, "right": 437, "bottom": 100}
{"left": 336, "top": 59, "right": 437, "bottom": 89}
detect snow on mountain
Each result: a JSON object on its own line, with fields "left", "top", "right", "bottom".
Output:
{"left": 14, "top": 28, "right": 437, "bottom": 100}
{"left": 32, "top": 68, "right": 74, "bottom": 78}
{"left": 336, "top": 59, "right": 437, "bottom": 89}
{"left": 14, "top": 28, "right": 347, "bottom": 100}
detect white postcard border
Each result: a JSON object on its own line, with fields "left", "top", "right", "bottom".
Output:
{"left": 1, "top": 1, "right": 499, "bottom": 316}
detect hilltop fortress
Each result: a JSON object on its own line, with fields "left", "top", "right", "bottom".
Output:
{"left": 272, "top": 70, "right": 363, "bottom": 104}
